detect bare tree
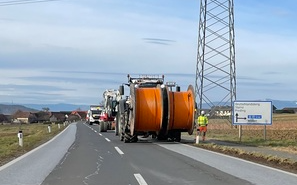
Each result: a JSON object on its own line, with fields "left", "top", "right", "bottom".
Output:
{"left": 42, "top": 107, "right": 50, "bottom": 112}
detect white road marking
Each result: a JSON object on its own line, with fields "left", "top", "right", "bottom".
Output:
{"left": 99, "top": 133, "right": 102, "bottom": 136}
{"left": 134, "top": 173, "right": 148, "bottom": 185}
{"left": 94, "top": 130, "right": 97, "bottom": 133}
{"left": 105, "top": 138, "right": 111, "bottom": 142}
{"left": 114, "top": 147, "right": 124, "bottom": 155}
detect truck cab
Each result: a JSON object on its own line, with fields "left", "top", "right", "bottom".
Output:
{"left": 87, "top": 105, "right": 103, "bottom": 125}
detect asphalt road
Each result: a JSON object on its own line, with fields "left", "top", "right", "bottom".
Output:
{"left": 43, "top": 122, "right": 297, "bottom": 185}
{"left": 41, "top": 122, "right": 253, "bottom": 185}
{"left": 1, "top": 122, "right": 297, "bottom": 185}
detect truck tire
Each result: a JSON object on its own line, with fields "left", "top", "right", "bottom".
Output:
{"left": 99, "top": 122, "right": 104, "bottom": 132}
{"left": 116, "top": 118, "right": 122, "bottom": 137}
{"left": 103, "top": 122, "right": 108, "bottom": 132}
{"left": 175, "top": 131, "right": 181, "bottom": 142}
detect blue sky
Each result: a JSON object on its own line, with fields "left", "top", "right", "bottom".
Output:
{"left": 0, "top": 0, "right": 297, "bottom": 105}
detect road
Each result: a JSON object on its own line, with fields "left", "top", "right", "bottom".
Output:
{"left": 1, "top": 122, "right": 297, "bottom": 185}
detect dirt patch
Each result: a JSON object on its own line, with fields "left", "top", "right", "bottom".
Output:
{"left": 194, "top": 144, "right": 297, "bottom": 174}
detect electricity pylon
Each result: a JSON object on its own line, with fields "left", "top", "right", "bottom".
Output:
{"left": 195, "top": 0, "right": 236, "bottom": 118}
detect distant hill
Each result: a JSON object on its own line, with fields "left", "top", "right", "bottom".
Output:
{"left": 266, "top": 99, "right": 297, "bottom": 110}
{"left": 0, "top": 104, "right": 38, "bottom": 115}
{"left": 0, "top": 103, "right": 89, "bottom": 115}
{"left": 23, "top": 103, "right": 89, "bottom": 112}
{"left": 1, "top": 99, "right": 295, "bottom": 115}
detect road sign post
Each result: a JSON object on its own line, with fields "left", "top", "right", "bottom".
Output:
{"left": 264, "top": 125, "right": 267, "bottom": 140}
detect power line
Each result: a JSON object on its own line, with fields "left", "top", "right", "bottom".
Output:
{"left": 0, "top": 0, "right": 60, "bottom": 6}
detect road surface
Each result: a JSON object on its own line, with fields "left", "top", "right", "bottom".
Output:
{"left": 1, "top": 121, "right": 296, "bottom": 185}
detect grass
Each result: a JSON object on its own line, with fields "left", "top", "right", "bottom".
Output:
{"left": 207, "top": 132, "right": 297, "bottom": 146}
{"left": 0, "top": 123, "right": 66, "bottom": 166}
{"left": 191, "top": 114, "right": 297, "bottom": 172}
{"left": 206, "top": 113, "right": 297, "bottom": 148}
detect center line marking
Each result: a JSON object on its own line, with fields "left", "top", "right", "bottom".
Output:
{"left": 114, "top": 147, "right": 124, "bottom": 155}
{"left": 105, "top": 138, "right": 111, "bottom": 142}
{"left": 134, "top": 173, "right": 148, "bottom": 185}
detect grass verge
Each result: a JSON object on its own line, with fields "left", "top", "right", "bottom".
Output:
{"left": 193, "top": 142, "right": 297, "bottom": 174}
{"left": 0, "top": 123, "right": 66, "bottom": 166}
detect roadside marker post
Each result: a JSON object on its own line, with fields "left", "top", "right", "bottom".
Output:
{"left": 17, "top": 130, "right": 23, "bottom": 147}
{"left": 196, "top": 135, "right": 200, "bottom": 144}
{"left": 48, "top": 125, "right": 51, "bottom": 133}
{"left": 195, "top": 128, "right": 200, "bottom": 144}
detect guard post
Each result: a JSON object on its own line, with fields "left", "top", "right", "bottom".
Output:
{"left": 48, "top": 124, "right": 51, "bottom": 133}
{"left": 18, "top": 130, "right": 23, "bottom": 147}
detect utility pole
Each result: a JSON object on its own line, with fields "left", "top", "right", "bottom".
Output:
{"left": 195, "top": 0, "right": 236, "bottom": 120}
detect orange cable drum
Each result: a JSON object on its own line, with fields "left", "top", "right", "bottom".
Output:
{"left": 168, "top": 85, "right": 195, "bottom": 134}
{"left": 133, "top": 87, "right": 163, "bottom": 132}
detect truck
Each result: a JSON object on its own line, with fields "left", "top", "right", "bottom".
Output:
{"left": 86, "top": 105, "right": 103, "bottom": 125}
{"left": 117, "top": 74, "right": 195, "bottom": 143}
{"left": 98, "top": 89, "right": 122, "bottom": 132}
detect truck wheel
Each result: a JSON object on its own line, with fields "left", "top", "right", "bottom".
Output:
{"left": 124, "top": 136, "right": 130, "bottom": 143}
{"left": 120, "top": 132, "right": 124, "bottom": 141}
{"left": 131, "top": 135, "right": 138, "bottom": 143}
{"left": 108, "top": 121, "right": 112, "bottom": 130}
{"left": 103, "top": 122, "right": 108, "bottom": 132}
{"left": 120, "top": 125, "right": 124, "bottom": 141}
{"left": 99, "top": 122, "right": 104, "bottom": 132}
{"left": 175, "top": 132, "right": 181, "bottom": 142}
{"left": 157, "top": 134, "right": 168, "bottom": 141}
{"left": 115, "top": 125, "right": 119, "bottom": 136}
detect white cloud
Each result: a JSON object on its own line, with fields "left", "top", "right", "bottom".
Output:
{"left": 0, "top": 0, "right": 198, "bottom": 73}
{"left": 0, "top": 0, "right": 297, "bottom": 105}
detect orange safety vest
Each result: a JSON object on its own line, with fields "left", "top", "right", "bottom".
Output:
{"left": 197, "top": 116, "right": 208, "bottom": 126}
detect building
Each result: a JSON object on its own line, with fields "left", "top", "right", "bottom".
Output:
{"left": 49, "top": 112, "right": 68, "bottom": 122}
{"left": 0, "top": 114, "right": 9, "bottom": 124}
{"left": 12, "top": 110, "right": 37, "bottom": 123}
{"left": 211, "top": 106, "right": 232, "bottom": 117}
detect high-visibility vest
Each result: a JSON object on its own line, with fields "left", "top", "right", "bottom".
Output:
{"left": 197, "top": 116, "right": 208, "bottom": 126}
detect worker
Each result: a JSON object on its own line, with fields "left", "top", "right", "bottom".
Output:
{"left": 197, "top": 110, "right": 208, "bottom": 141}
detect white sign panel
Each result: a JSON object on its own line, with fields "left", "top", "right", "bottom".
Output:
{"left": 232, "top": 101, "right": 272, "bottom": 125}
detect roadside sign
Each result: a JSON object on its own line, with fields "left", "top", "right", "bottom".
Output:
{"left": 232, "top": 101, "right": 272, "bottom": 125}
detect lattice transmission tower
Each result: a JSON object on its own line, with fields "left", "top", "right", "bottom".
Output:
{"left": 195, "top": 0, "right": 236, "bottom": 118}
